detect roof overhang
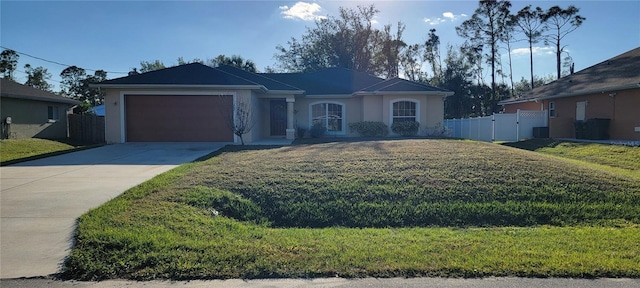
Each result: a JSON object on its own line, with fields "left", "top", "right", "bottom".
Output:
{"left": 1, "top": 93, "right": 80, "bottom": 105}
{"left": 353, "top": 91, "right": 454, "bottom": 97}
{"left": 303, "top": 94, "right": 354, "bottom": 98}
{"left": 499, "top": 83, "right": 640, "bottom": 106}
{"left": 91, "top": 83, "right": 267, "bottom": 92}
{"left": 265, "top": 89, "right": 306, "bottom": 95}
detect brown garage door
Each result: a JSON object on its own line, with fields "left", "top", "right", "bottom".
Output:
{"left": 125, "top": 95, "right": 234, "bottom": 142}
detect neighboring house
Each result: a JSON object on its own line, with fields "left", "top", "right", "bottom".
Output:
{"left": 95, "top": 64, "right": 453, "bottom": 144}
{"left": 0, "top": 78, "right": 80, "bottom": 139}
{"left": 499, "top": 47, "right": 640, "bottom": 140}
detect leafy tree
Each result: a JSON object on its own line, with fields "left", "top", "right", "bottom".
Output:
{"left": 275, "top": 5, "right": 391, "bottom": 75}
{"left": 60, "top": 66, "right": 87, "bottom": 98}
{"left": 176, "top": 57, "right": 204, "bottom": 66}
{"left": 542, "top": 5, "right": 585, "bottom": 79}
{"left": 399, "top": 43, "right": 426, "bottom": 82}
{"left": 24, "top": 64, "right": 53, "bottom": 91}
{"left": 0, "top": 49, "right": 19, "bottom": 80}
{"left": 84, "top": 70, "right": 107, "bottom": 107}
{"left": 441, "top": 45, "right": 480, "bottom": 118}
{"left": 139, "top": 60, "right": 166, "bottom": 73}
{"left": 208, "top": 55, "right": 257, "bottom": 72}
{"left": 60, "top": 66, "right": 107, "bottom": 111}
{"left": 424, "top": 28, "right": 442, "bottom": 81}
{"left": 372, "top": 22, "right": 406, "bottom": 78}
{"left": 456, "top": 0, "right": 512, "bottom": 115}
{"left": 511, "top": 5, "right": 546, "bottom": 88}
{"left": 512, "top": 74, "right": 555, "bottom": 98}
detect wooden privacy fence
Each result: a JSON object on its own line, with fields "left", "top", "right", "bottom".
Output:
{"left": 68, "top": 114, "right": 105, "bottom": 143}
{"left": 444, "top": 109, "right": 548, "bottom": 142}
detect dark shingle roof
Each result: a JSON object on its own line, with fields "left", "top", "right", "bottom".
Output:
{"left": 97, "top": 63, "right": 452, "bottom": 96}
{"left": 501, "top": 47, "right": 640, "bottom": 104}
{"left": 0, "top": 78, "right": 80, "bottom": 105}
{"left": 215, "top": 65, "right": 302, "bottom": 92}
{"left": 362, "top": 78, "right": 450, "bottom": 93}
{"left": 99, "top": 63, "right": 260, "bottom": 86}
{"left": 262, "top": 67, "right": 389, "bottom": 95}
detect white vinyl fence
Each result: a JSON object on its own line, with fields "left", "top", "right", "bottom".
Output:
{"left": 444, "top": 110, "right": 548, "bottom": 142}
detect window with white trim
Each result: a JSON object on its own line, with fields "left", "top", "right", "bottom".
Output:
{"left": 392, "top": 101, "right": 417, "bottom": 123}
{"left": 48, "top": 106, "right": 59, "bottom": 121}
{"left": 548, "top": 102, "right": 556, "bottom": 117}
{"left": 311, "top": 102, "right": 344, "bottom": 132}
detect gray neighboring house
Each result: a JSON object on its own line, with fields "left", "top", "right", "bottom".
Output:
{"left": 1, "top": 78, "right": 80, "bottom": 139}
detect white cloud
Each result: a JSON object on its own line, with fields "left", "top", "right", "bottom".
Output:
{"left": 424, "top": 17, "right": 446, "bottom": 26}
{"left": 442, "top": 12, "right": 467, "bottom": 20}
{"left": 512, "top": 46, "right": 555, "bottom": 56}
{"left": 280, "top": 2, "right": 326, "bottom": 21}
{"left": 424, "top": 12, "right": 467, "bottom": 26}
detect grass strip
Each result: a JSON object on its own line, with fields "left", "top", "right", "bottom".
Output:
{"left": 0, "top": 138, "right": 101, "bottom": 165}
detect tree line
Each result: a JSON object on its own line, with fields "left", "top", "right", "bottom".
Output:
{"left": 272, "top": 1, "right": 584, "bottom": 118}
{"left": 1, "top": 0, "right": 585, "bottom": 119}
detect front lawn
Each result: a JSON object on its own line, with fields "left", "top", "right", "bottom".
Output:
{"left": 0, "top": 138, "right": 93, "bottom": 165}
{"left": 62, "top": 140, "right": 640, "bottom": 280}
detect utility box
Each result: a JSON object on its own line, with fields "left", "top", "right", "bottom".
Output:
{"left": 589, "top": 118, "right": 610, "bottom": 140}
{"left": 533, "top": 127, "right": 549, "bottom": 138}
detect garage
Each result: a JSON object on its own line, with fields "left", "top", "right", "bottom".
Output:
{"left": 125, "top": 95, "right": 234, "bottom": 142}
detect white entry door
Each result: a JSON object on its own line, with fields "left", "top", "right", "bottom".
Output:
{"left": 576, "top": 101, "right": 586, "bottom": 121}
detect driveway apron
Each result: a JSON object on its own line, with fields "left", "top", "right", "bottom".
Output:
{"left": 0, "top": 142, "right": 227, "bottom": 279}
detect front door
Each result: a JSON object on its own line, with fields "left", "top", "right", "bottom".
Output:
{"left": 270, "top": 100, "right": 287, "bottom": 136}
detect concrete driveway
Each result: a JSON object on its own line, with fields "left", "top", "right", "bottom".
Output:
{"left": 0, "top": 142, "right": 227, "bottom": 279}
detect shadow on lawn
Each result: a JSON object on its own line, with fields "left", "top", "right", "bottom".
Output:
{"left": 501, "top": 139, "right": 563, "bottom": 151}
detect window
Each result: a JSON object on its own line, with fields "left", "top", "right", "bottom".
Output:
{"left": 392, "top": 100, "right": 417, "bottom": 123}
{"left": 549, "top": 102, "right": 556, "bottom": 117}
{"left": 311, "top": 102, "right": 344, "bottom": 133}
{"left": 47, "top": 106, "right": 59, "bottom": 121}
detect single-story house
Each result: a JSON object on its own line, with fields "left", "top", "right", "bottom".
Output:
{"left": 0, "top": 78, "right": 80, "bottom": 139}
{"left": 94, "top": 64, "right": 453, "bottom": 144}
{"left": 499, "top": 47, "right": 640, "bottom": 141}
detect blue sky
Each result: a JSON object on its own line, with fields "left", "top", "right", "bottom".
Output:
{"left": 1, "top": 1, "right": 639, "bottom": 91}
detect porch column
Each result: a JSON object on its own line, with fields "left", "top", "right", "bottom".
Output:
{"left": 286, "top": 97, "right": 295, "bottom": 140}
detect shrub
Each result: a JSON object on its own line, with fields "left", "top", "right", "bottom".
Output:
{"left": 348, "top": 121, "right": 389, "bottom": 137}
{"left": 296, "top": 127, "right": 307, "bottom": 139}
{"left": 309, "top": 123, "right": 326, "bottom": 138}
{"left": 391, "top": 121, "right": 420, "bottom": 136}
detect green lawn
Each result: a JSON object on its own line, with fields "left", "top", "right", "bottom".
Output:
{"left": 0, "top": 138, "right": 92, "bottom": 165}
{"left": 62, "top": 140, "right": 640, "bottom": 280}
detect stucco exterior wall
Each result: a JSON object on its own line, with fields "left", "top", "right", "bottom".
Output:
{"left": 382, "top": 94, "right": 445, "bottom": 136}
{"left": 543, "top": 88, "right": 640, "bottom": 140}
{"left": 362, "top": 95, "right": 383, "bottom": 122}
{"left": 503, "top": 101, "right": 543, "bottom": 113}
{"left": 0, "top": 97, "right": 72, "bottom": 139}
{"left": 294, "top": 97, "right": 363, "bottom": 136}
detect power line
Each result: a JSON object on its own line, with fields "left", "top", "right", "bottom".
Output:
{"left": 14, "top": 69, "right": 63, "bottom": 84}
{"left": 1, "top": 46, "right": 128, "bottom": 74}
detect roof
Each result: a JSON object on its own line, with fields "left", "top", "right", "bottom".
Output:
{"left": 95, "top": 63, "right": 452, "bottom": 96}
{"left": 215, "top": 65, "right": 302, "bottom": 92}
{"left": 361, "top": 78, "right": 451, "bottom": 93}
{"left": 0, "top": 78, "right": 80, "bottom": 105}
{"left": 98, "top": 63, "right": 262, "bottom": 87}
{"left": 500, "top": 47, "right": 640, "bottom": 105}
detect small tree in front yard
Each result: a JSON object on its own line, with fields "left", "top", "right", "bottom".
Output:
{"left": 219, "top": 95, "right": 257, "bottom": 145}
